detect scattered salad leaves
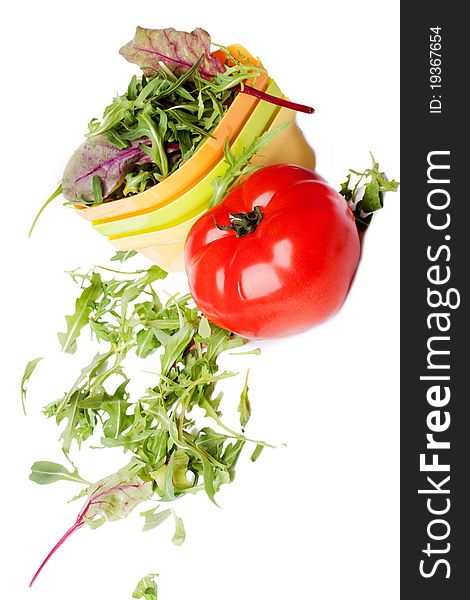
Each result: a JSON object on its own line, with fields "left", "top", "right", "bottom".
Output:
{"left": 238, "top": 371, "right": 251, "bottom": 431}
{"left": 28, "top": 260, "right": 269, "bottom": 590}
{"left": 171, "top": 509, "right": 186, "bottom": 546}
{"left": 198, "top": 315, "right": 212, "bottom": 338}
{"left": 339, "top": 155, "right": 400, "bottom": 228}
{"left": 57, "top": 272, "right": 102, "bottom": 353}
{"left": 111, "top": 249, "right": 138, "bottom": 262}
{"left": 140, "top": 505, "right": 185, "bottom": 546}
{"left": 141, "top": 506, "right": 172, "bottom": 532}
{"left": 132, "top": 574, "right": 159, "bottom": 600}
{"left": 29, "top": 461, "right": 89, "bottom": 486}
{"left": 21, "top": 357, "right": 43, "bottom": 415}
{"left": 230, "top": 347, "right": 261, "bottom": 356}
{"left": 250, "top": 444, "right": 264, "bottom": 463}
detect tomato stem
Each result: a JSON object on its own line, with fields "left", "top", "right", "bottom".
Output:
{"left": 214, "top": 206, "right": 263, "bottom": 237}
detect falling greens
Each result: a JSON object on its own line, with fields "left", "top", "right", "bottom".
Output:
{"left": 238, "top": 371, "right": 251, "bottom": 431}
{"left": 57, "top": 272, "right": 102, "bottom": 353}
{"left": 27, "top": 259, "right": 269, "bottom": 591}
{"left": 111, "top": 249, "right": 138, "bottom": 263}
{"left": 20, "top": 357, "right": 43, "bottom": 415}
{"left": 132, "top": 574, "right": 159, "bottom": 600}
{"left": 141, "top": 505, "right": 186, "bottom": 546}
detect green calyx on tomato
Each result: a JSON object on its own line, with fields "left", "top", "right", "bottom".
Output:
{"left": 214, "top": 205, "right": 263, "bottom": 238}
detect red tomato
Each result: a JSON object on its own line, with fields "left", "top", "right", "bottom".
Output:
{"left": 184, "top": 164, "right": 360, "bottom": 338}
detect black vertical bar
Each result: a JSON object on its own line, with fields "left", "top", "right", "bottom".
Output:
{"left": 401, "top": 3, "right": 469, "bottom": 598}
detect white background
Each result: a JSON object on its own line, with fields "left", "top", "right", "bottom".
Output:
{"left": 0, "top": 1, "right": 399, "bottom": 598}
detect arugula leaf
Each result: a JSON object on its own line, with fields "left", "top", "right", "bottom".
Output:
{"left": 160, "top": 323, "right": 196, "bottom": 376}
{"left": 171, "top": 509, "right": 186, "bottom": 546}
{"left": 339, "top": 155, "right": 400, "bottom": 228}
{"left": 339, "top": 174, "right": 353, "bottom": 203}
{"left": 141, "top": 506, "right": 172, "bottom": 532}
{"left": 230, "top": 347, "right": 261, "bottom": 356}
{"left": 238, "top": 371, "right": 251, "bottom": 431}
{"left": 171, "top": 451, "right": 193, "bottom": 490}
{"left": 101, "top": 385, "right": 132, "bottom": 440}
{"left": 141, "top": 505, "right": 185, "bottom": 546}
{"left": 361, "top": 177, "right": 382, "bottom": 213}
{"left": 201, "top": 454, "right": 218, "bottom": 506}
{"left": 21, "top": 357, "right": 43, "bottom": 415}
{"left": 29, "top": 461, "right": 89, "bottom": 485}
{"left": 250, "top": 444, "right": 264, "bottom": 463}
{"left": 132, "top": 574, "right": 159, "bottom": 600}
{"left": 110, "top": 249, "right": 138, "bottom": 262}
{"left": 58, "top": 273, "right": 102, "bottom": 353}
{"left": 198, "top": 315, "right": 212, "bottom": 338}
{"left": 59, "top": 389, "right": 91, "bottom": 454}
{"left": 28, "top": 184, "right": 62, "bottom": 237}
{"left": 136, "top": 328, "right": 160, "bottom": 358}
{"left": 209, "top": 122, "right": 289, "bottom": 207}
{"left": 163, "top": 451, "right": 176, "bottom": 500}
